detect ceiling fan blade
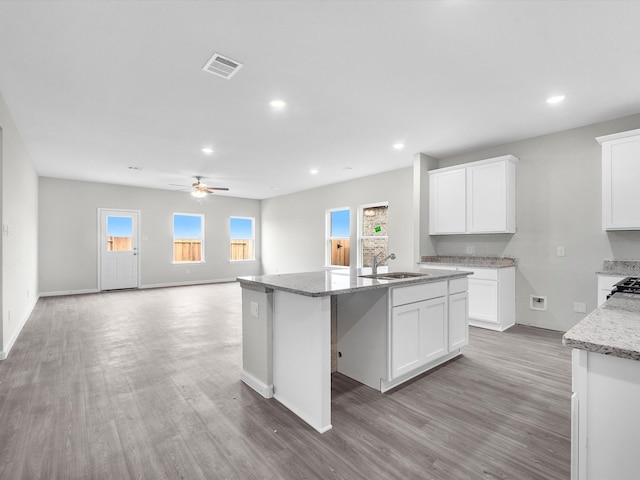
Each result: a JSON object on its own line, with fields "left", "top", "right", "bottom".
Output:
{"left": 169, "top": 183, "right": 191, "bottom": 188}
{"left": 205, "top": 187, "right": 229, "bottom": 191}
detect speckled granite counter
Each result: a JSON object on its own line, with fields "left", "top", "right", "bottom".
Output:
{"left": 596, "top": 259, "right": 640, "bottom": 276}
{"left": 563, "top": 293, "right": 640, "bottom": 361}
{"left": 237, "top": 267, "right": 469, "bottom": 297}
{"left": 419, "top": 255, "right": 517, "bottom": 268}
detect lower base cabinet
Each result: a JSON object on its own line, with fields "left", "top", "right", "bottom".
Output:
{"left": 419, "top": 263, "right": 515, "bottom": 331}
{"left": 571, "top": 348, "right": 640, "bottom": 479}
{"left": 391, "top": 297, "right": 447, "bottom": 379}
{"left": 337, "top": 278, "right": 468, "bottom": 392}
{"left": 448, "top": 291, "right": 469, "bottom": 350}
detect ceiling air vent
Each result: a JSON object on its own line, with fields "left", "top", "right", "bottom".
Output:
{"left": 202, "top": 53, "right": 243, "bottom": 79}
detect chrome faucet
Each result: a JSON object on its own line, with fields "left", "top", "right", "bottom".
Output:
{"left": 372, "top": 252, "right": 396, "bottom": 274}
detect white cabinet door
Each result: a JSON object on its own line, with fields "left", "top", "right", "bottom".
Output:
{"left": 468, "top": 278, "right": 499, "bottom": 324}
{"left": 390, "top": 297, "right": 447, "bottom": 379}
{"left": 428, "top": 156, "right": 517, "bottom": 235}
{"left": 599, "top": 130, "right": 640, "bottom": 230}
{"left": 429, "top": 168, "right": 466, "bottom": 234}
{"left": 467, "top": 161, "right": 509, "bottom": 233}
{"left": 421, "top": 297, "right": 448, "bottom": 364}
{"left": 391, "top": 302, "right": 423, "bottom": 378}
{"left": 448, "top": 291, "right": 468, "bottom": 351}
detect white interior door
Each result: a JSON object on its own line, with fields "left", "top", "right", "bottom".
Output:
{"left": 99, "top": 209, "right": 139, "bottom": 290}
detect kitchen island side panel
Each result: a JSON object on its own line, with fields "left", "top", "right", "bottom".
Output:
{"left": 273, "top": 290, "right": 332, "bottom": 433}
{"left": 240, "top": 285, "right": 274, "bottom": 397}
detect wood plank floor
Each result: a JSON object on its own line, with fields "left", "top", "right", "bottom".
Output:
{"left": 0, "top": 283, "right": 571, "bottom": 479}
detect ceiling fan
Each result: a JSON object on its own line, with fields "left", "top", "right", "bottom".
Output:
{"left": 172, "top": 176, "right": 229, "bottom": 198}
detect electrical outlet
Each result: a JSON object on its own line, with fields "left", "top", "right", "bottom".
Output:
{"left": 557, "top": 246, "right": 566, "bottom": 257}
{"left": 250, "top": 301, "right": 259, "bottom": 318}
{"left": 466, "top": 245, "right": 475, "bottom": 255}
{"left": 573, "top": 302, "right": 587, "bottom": 314}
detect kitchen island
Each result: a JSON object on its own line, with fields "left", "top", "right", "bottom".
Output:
{"left": 238, "top": 267, "right": 470, "bottom": 433}
{"left": 563, "top": 293, "right": 640, "bottom": 479}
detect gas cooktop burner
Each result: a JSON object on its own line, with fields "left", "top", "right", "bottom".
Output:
{"left": 610, "top": 277, "right": 640, "bottom": 297}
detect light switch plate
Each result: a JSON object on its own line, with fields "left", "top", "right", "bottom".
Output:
{"left": 250, "top": 301, "right": 259, "bottom": 318}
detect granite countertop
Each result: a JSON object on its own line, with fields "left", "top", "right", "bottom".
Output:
{"left": 419, "top": 255, "right": 517, "bottom": 268}
{"left": 563, "top": 293, "right": 640, "bottom": 361}
{"left": 237, "top": 267, "right": 470, "bottom": 298}
{"left": 596, "top": 260, "right": 640, "bottom": 276}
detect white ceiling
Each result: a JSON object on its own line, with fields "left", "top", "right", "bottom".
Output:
{"left": 0, "top": 1, "right": 639, "bottom": 200}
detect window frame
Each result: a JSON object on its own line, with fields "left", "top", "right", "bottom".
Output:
{"left": 358, "top": 201, "right": 389, "bottom": 268}
{"left": 172, "top": 212, "right": 205, "bottom": 264}
{"left": 326, "top": 207, "right": 351, "bottom": 268}
{"left": 229, "top": 216, "right": 256, "bottom": 262}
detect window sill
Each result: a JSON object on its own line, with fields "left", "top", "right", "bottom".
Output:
{"left": 229, "top": 259, "right": 256, "bottom": 263}
{"left": 172, "top": 261, "right": 206, "bottom": 265}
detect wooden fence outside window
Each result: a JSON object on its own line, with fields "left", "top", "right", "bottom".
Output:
{"left": 174, "top": 239, "right": 202, "bottom": 262}
{"left": 231, "top": 239, "right": 252, "bottom": 260}
{"left": 107, "top": 236, "right": 132, "bottom": 252}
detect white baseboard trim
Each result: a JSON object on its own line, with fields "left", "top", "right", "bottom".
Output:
{"left": 241, "top": 370, "right": 274, "bottom": 398}
{"left": 1, "top": 296, "right": 39, "bottom": 360}
{"left": 380, "top": 349, "right": 462, "bottom": 393}
{"left": 39, "top": 279, "right": 239, "bottom": 298}
{"left": 39, "top": 288, "right": 100, "bottom": 297}
{"left": 140, "top": 278, "right": 238, "bottom": 289}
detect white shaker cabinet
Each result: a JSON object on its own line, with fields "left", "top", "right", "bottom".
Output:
{"left": 448, "top": 288, "right": 469, "bottom": 350}
{"left": 419, "top": 264, "right": 515, "bottom": 331}
{"left": 598, "top": 128, "right": 640, "bottom": 230}
{"left": 429, "top": 167, "right": 466, "bottom": 234}
{"left": 428, "top": 155, "right": 518, "bottom": 235}
{"left": 390, "top": 296, "right": 447, "bottom": 378}
{"left": 462, "top": 267, "right": 515, "bottom": 331}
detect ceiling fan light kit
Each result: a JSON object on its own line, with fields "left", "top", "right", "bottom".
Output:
{"left": 187, "top": 176, "right": 230, "bottom": 198}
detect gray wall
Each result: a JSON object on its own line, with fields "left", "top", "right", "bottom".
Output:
{"left": 39, "top": 178, "right": 261, "bottom": 294}
{"left": 261, "top": 167, "right": 415, "bottom": 274}
{"left": 434, "top": 113, "right": 640, "bottom": 332}
{"left": 0, "top": 92, "right": 39, "bottom": 357}
{"left": 260, "top": 113, "right": 640, "bottom": 332}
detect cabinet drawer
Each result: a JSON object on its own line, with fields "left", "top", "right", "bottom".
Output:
{"left": 449, "top": 277, "right": 468, "bottom": 294}
{"left": 458, "top": 267, "right": 498, "bottom": 281}
{"left": 392, "top": 281, "right": 447, "bottom": 307}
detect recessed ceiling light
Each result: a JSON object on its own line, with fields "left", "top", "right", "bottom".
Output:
{"left": 546, "top": 95, "right": 566, "bottom": 104}
{"left": 270, "top": 99, "right": 286, "bottom": 109}
{"left": 393, "top": 143, "right": 405, "bottom": 150}
{"left": 310, "top": 169, "right": 319, "bottom": 175}
{"left": 201, "top": 147, "right": 214, "bottom": 154}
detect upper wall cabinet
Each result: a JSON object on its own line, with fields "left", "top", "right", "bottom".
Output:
{"left": 429, "top": 155, "right": 518, "bottom": 235}
{"left": 598, "top": 129, "right": 640, "bottom": 231}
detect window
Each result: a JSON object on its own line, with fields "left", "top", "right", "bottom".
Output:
{"left": 106, "top": 215, "right": 133, "bottom": 252}
{"left": 326, "top": 208, "right": 350, "bottom": 267}
{"left": 230, "top": 217, "right": 255, "bottom": 261}
{"left": 360, "top": 203, "right": 388, "bottom": 267}
{"left": 173, "top": 213, "right": 204, "bottom": 263}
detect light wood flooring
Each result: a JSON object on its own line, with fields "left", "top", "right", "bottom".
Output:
{"left": 0, "top": 282, "right": 571, "bottom": 479}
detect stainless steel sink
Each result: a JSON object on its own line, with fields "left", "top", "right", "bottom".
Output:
{"left": 359, "top": 272, "right": 432, "bottom": 280}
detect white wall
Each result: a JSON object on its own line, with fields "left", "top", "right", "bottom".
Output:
{"left": 0, "top": 92, "right": 39, "bottom": 358}
{"left": 434, "top": 113, "right": 640, "bottom": 332}
{"left": 39, "top": 178, "right": 261, "bottom": 294}
{"left": 261, "top": 167, "right": 415, "bottom": 274}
